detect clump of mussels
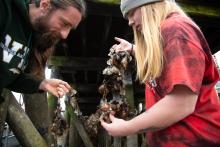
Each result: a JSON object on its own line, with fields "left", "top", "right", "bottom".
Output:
{"left": 82, "top": 48, "right": 136, "bottom": 139}
{"left": 98, "top": 48, "right": 134, "bottom": 123}
{"left": 49, "top": 48, "right": 136, "bottom": 145}
{"left": 49, "top": 89, "right": 78, "bottom": 146}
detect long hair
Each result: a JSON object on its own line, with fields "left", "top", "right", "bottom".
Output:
{"left": 134, "top": 0, "right": 188, "bottom": 83}
{"left": 27, "top": 31, "right": 59, "bottom": 78}
{"left": 27, "top": 0, "right": 86, "bottom": 78}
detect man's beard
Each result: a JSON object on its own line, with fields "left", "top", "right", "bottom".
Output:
{"left": 32, "top": 14, "right": 60, "bottom": 52}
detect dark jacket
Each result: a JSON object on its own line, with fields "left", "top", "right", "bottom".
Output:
{"left": 0, "top": 0, "right": 42, "bottom": 94}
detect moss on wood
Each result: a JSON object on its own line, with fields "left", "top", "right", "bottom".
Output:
{"left": 179, "top": 3, "right": 220, "bottom": 18}
{"left": 88, "top": 0, "right": 220, "bottom": 18}
{"left": 88, "top": 0, "right": 120, "bottom": 4}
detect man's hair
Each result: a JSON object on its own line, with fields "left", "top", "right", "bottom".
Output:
{"left": 34, "top": 0, "right": 86, "bottom": 18}
{"left": 133, "top": 1, "right": 195, "bottom": 83}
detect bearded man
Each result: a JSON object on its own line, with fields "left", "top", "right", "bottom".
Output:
{"left": 0, "top": 0, "right": 86, "bottom": 101}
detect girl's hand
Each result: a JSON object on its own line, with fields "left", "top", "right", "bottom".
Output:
{"left": 39, "top": 79, "right": 71, "bottom": 98}
{"left": 111, "top": 37, "right": 134, "bottom": 54}
{"left": 101, "top": 114, "right": 136, "bottom": 136}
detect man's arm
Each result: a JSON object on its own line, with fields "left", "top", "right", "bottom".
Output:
{"left": 6, "top": 73, "right": 43, "bottom": 94}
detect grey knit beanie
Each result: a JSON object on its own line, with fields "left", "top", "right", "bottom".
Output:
{"left": 120, "top": 0, "right": 174, "bottom": 18}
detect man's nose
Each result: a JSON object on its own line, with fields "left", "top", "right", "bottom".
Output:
{"left": 60, "top": 28, "right": 70, "bottom": 39}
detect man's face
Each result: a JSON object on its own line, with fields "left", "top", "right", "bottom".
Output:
{"left": 32, "top": 5, "right": 82, "bottom": 50}
{"left": 46, "top": 6, "right": 82, "bottom": 39}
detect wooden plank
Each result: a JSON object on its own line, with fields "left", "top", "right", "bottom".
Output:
{"left": 123, "top": 69, "right": 138, "bottom": 147}
{"left": 88, "top": 0, "right": 120, "bottom": 4}
{"left": 48, "top": 56, "right": 107, "bottom": 70}
{"left": 0, "top": 89, "right": 10, "bottom": 139}
{"left": 23, "top": 93, "right": 53, "bottom": 145}
{"left": 123, "top": 70, "right": 135, "bottom": 109}
{"left": 87, "top": 0, "right": 121, "bottom": 17}
{"left": 77, "top": 97, "right": 100, "bottom": 103}
{"left": 73, "top": 84, "right": 99, "bottom": 94}
{"left": 68, "top": 116, "right": 83, "bottom": 147}
{"left": 127, "top": 135, "right": 138, "bottom": 147}
{"left": 87, "top": 0, "right": 220, "bottom": 18}
{"left": 66, "top": 103, "right": 94, "bottom": 147}
{"left": 177, "top": 0, "right": 220, "bottom": 18}
{"left": 113, "top": 137, "right": 121, "bottom": 147}
{"left": 98, "top": 127, "right": 112, "bottom": 147}
{"left": 112, "top": 92, "right": 122, "bottom": 147}
{"left": 5, "top": 90, "right": 48, "bottom": 147}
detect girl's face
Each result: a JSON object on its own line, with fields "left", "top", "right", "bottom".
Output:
{"left": 127, "top": 7, "right": 142, "bottom": 32}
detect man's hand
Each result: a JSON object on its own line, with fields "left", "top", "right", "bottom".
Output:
{"left": 39, "top": 79, "right": 71, "bottom": 98}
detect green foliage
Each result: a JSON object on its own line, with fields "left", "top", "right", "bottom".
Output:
{"left": 180, "top": 3, "right": 220, "bottom": 18}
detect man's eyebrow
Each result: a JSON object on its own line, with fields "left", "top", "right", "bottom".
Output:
{"left": 60, "top": 16, "right": 76, "bottom": 29}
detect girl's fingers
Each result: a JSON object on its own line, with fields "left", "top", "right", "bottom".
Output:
{"left": 114, "top": 44, "right": 122, "bottom": 51}
{"left": 109, "top": 114, "right": 116, "bottom": 122}
{"left": 111, "top": 44, "right": 118, "bottom": 50}
{"left": 101, "top": 120, "right": 110, "bottom": 130}
{"left": 114, "top": 37, "right": 123, "bottom": 43}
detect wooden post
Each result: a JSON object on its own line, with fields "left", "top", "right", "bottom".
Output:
{"left": 98, "top": 126, "right": 111, "bottom": 147}
{"left": 113, "top": 137, "right": 122, "bottom": 147}
{"left": 6, "top": 90, "right": 48, "bottom": 147}
{"left": 47, "top": 67, "right": 61, "bottom": 146}
{"left": 68, "top": 115, "right": 83, "bottom": 147}
{"left": 112, "top": 92, "right": 122, "bottom": 147}
{"left": 123, "top": 69, "right": 138, "bottom": 147}
{"left": 66, "top": 103, "right": 94, "bottom": 147}
{"left": 127, "top": 135, "right": 138, "bottom": 147}
{"left": 66, "top": 82, "right": 83, "bottom": 147}
{"left": 23, "top": 93, "right": 53, "bottom": 145}
{"left": 0, "top": 89, "right": 10, "bottom": 140}
{"left": 48, "top": 68, "right": 60, "bottom": 121}
{"left": 123, "top": 69, "right": 135, "bottom": 108}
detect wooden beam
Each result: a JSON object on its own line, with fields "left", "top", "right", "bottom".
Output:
{"left": 87, "top": 0, "right": 220, "bottom": 19}
{"left": 0, "top": 89, "right": 10, "bottom": 138}
{"left": 179, "top": 2, "right": 220, "bottom": 18}
{"left": 77, "top": 97, "right": 100, "bottom": 103}
{"left": 66, "top": 103, "right": 94, "bottom": 147}
{"left": 123, "top": 69, "right": 138, "bottom": 147}
{"left": 73, "top": 84, "right": 98, "bottom": 93}
{"left": 98, "top": 127, "right": 112, "bottom": 147}
{"left": 88, "top": 0, "right": 120, "bottom": 4}
{"left": 68, "top": 116, "right": 83, "bottom": 147}
{"left": 5, "top": 90, "right": 48, "bottom": 147}
{"left": 87, "top": 0, "right": 121, "bottom": 17}
{"left": 23, "top": 93, "right": 53, "bottom": 145}
{"left": 100, "top": 16, "right": 113, "bottom": 55}
{"left": 48, "top": 56, "right": 107, "bottom": 70}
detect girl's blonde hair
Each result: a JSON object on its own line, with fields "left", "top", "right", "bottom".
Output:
{"left": 134, "top": 0, "right": 188, "bottom": 83}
